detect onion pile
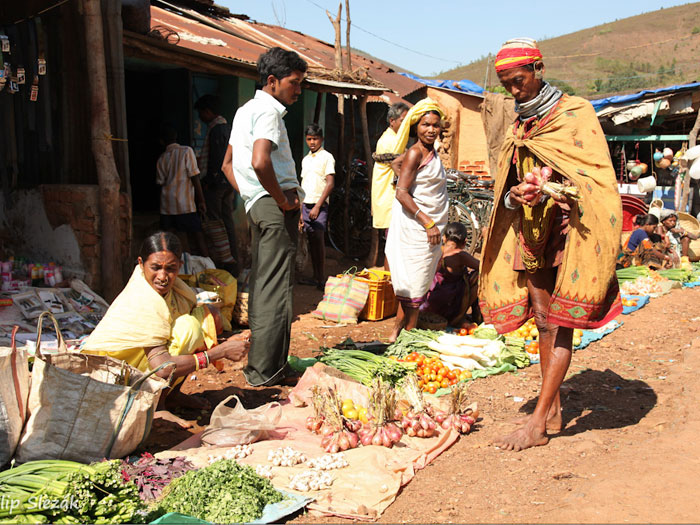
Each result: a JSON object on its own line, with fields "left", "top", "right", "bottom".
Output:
{"left": 312, "top": 386, "right": 360, "bottom": 453}
{"left": 305, "top": 386, "right": 326, "bottom": 434}
{"left": 358, "top": 378, "right": 404, "bottom": 448}
{"left": 320, "top": 426, "right": 359, "bottom": 453}
{"left": 437, "top": 382, "right": 479, "bottom": 435}
{"left": 398, "top": 375, "right": 439, "bottom": 438}
{"left": 358, "top": 421, "right": 402, "bottom": 447}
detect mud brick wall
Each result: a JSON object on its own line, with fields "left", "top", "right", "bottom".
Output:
{"left": 458, "top": 160, "right": 490, "bottom": 178}
{"left": 41, "top": 184, "right": 132, "bottom": 290}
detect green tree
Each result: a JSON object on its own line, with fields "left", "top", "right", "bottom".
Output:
{"left": 548, "top": 78, "right": 576, "bottom": 95}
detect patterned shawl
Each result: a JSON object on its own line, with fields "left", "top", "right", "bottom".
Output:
{"left": 478, "top": 94, "right": 623, "bottom": 332}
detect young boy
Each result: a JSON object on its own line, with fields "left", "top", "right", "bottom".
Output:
{"left": 299, "top": 123, "right": 335, "bottom": 290}
{"left": 156, "top": 124, "right": 209, "bottom": 257}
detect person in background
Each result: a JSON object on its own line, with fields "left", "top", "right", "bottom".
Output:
{"left": 372, "top": 102, "right": 409, "bottom": 269}
{"left": 385, "top": 99, "right": 449, "bottom": 342}
{"left": 419, "top": 222, "right": 480, "bottom": 326}
{"left": 298, "top": 123, "right": 335, "bottom": 290}
{"left": 619, "top": 214, "right": 669, "bottom": 269}
{"left": 656, "top": 209, "right": 699, "bottom": 264}
{"left": 156, "top": 124, "right": 209, "bottom": 258}
{"left": 195, "top": 94, "right": 238, "bottom": 273}
{"left": 222, "top": 47, "right": 307, "bottom": 387}
{"left": 479, "top": 38, "right": 622, "bottom": 451}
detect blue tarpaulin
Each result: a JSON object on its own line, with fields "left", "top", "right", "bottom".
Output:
{"left": 399, "top": 73, "right": 484, "bottom": 96}
{"left": 590, "top": 82, "right": 700, "bottom": 111}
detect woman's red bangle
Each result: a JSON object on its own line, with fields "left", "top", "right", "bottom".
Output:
{"left": 196, "top": 352, "right": 208, "bottom": 370}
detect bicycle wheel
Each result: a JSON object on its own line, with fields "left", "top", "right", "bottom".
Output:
{"left": 448, "top": 199, "right": 480, "bottom": 254}
{"left": 327, "top": 188, "right": 372, "bottom": 259}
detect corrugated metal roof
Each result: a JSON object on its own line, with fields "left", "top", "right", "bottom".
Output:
{"left": 148, "top": 2, "right": 422, "bottom": 98}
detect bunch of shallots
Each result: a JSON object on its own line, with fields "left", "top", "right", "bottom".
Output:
{"left": 317, "top": 387, "right": 360, "bottom": 453}
{"left": 399, "top": 376, "right": 438, "bottom": 438}
{"left": 358, "top": 378, "right": 403, "bottom": 448}
{"left": 434, "top": 382, "right": 479, "bottom": 435}
{"left": 529, "top": 165, "right": 580, "bottom": 202}
{"left": 305, "top": 386, "right": 325, "bottom": 434}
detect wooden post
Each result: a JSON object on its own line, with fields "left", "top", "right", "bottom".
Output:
{"left": 326, "top": 3, "right": 343, "bottom": 72}
{"left": 359, "top": 96, "right": 378, "bottom": 266}
{"left": 343, "top": 97, "right": 357, "bottom": 255}
{"left": 344, "top": 0, "right": 352, "bottom": 72}
{"left": 681, "top": 111, "right": 700, "bottom": 211}
{"left": 84, "top": 0, "right": 122, "bottom": 301}
{"left": 313, "top": 91, "right": 323, "bottom": 124}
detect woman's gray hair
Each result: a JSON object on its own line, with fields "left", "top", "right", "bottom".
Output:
{"left": 387, "top": 102, "right": 409, "bottom": 124}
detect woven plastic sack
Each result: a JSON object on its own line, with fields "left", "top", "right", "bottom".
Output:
{"left": 312, "top": 269, "right": 370, "bottom": 324}
{"left": 0, "top": 327, "right": 29, "bottom": 467}
{"left": 15, "top": 312, "right": 169, "bottom": 463}
{"left": 202, "top": 217, "right": 234, "bottom": 264}
{"left": 200, "top": 395, "right": 281, "bottom": 446}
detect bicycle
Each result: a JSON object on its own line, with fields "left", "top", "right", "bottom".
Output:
{"left": 327, "top": 159, "right": 373, "bottom": 259}
{"left": 446, "top": 169, "right": 494, "bottom": 254}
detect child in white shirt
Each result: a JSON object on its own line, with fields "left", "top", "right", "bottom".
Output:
{"left": 299, "top": 124, "right": 335, "bottom": 289}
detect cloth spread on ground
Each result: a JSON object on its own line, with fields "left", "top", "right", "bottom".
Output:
{"left": 479, "top": 94, "right": 623, "bottom": 332}
{"left": 386, "top": 152, "right": 449, "bottom": 305}
{"left": 621, "top": 294, "right": 649, "bottom": 314}
{"left": 156, "top": 364, "right": 459, "bottom": 520}
{"left": 82, "top": 266, "right": 201, "bottom": 371}
{"left": 574, "top": 320, "right": 623, "bottom": 350}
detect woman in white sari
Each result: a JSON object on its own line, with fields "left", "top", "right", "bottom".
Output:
{"left": 386, "top": 99, "right": 449, "bottom": 341}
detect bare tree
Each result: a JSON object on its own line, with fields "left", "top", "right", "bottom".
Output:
{"left": 326, "top": 3, "right": 343, "bottom": 72}
{"left": 344, "top": 0, "right": 351, "bottom": 72}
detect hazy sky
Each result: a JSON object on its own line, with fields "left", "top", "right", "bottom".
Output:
{"left": 218, "top": 0, "right": 694, "bottom": 77}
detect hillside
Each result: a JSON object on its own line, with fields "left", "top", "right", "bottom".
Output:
{"left": 436, "top": 2, "right": 700, "bottom": 97}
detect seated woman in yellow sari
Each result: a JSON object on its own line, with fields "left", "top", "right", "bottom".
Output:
{"left": 83, "top": 232, "right": 248, "bottom": 424}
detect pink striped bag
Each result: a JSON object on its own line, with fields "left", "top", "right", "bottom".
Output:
{"left": 312, "top": 268, "right": 370, "bottom": 324}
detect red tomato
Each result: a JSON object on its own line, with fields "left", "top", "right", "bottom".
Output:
{"left": 428, "top": 385, "right": 437, "bottom": 394}
{"left": 440, "top": 379, "right": 450, "bottom": 388}
{"left": 459, "top": 328, "right": 469, "bottom": 336}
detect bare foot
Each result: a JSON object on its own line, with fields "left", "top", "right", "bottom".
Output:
{"left": 154, "top": 410, "right": 194, "bottom": 429}
{"left": 511, "top": 409, "right": 562, "bottom": 433}
{"left": 494, "top": 423, "right": 549, "bottom": 451}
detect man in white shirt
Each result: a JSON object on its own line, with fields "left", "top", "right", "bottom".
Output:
{"left": 222, "top": 47, "right": 307, "bottom": 387}
{"left": 299, "top": 123, "right": 335, "bottom": 290}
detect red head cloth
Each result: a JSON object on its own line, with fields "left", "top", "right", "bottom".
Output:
{"left": 495, "top": 38, "right": 543, "bottom": 72}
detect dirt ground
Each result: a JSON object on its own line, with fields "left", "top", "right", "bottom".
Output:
{"left": 142, "top": 253, "right": 700, "bottom": 523}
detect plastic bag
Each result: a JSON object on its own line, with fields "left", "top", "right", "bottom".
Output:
{"left": 200, "top": 395, "right": 281, "bottom": 446}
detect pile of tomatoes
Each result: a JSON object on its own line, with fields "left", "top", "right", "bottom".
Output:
{"left": 401, "top": 353, "right": 471, "bottom": 394}
{"left": 457, "top": 322, "right": 479, "bottom": 336}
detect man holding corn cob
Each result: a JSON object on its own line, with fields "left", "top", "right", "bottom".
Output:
{"left": 479, "top": 38, "right": 623, "bottom": 451}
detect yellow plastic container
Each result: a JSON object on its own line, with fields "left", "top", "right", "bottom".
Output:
{"left": 356, "top": 269, "right": 398, "bottom": 321}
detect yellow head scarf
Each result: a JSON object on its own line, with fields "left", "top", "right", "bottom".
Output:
{"left": 392, "top": 98, "right": 446, "bottom": 155}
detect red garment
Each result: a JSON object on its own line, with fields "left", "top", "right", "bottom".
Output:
{"left": 495, "top": 46, "right": 543, "bottom": 72}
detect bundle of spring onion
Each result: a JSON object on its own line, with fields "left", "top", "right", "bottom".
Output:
{"left": 319, "top": 348, "right": 416, "bottom": 385}
{"left": 0, "top": 460, "right": 145, "bottom": 524}
{"left": 658, "top": 268, "right": 695, "bottom": 282}
{"left": 616, "top": 266, "right": 651, "bottom": 282}
{"left": 384, "top": 329, "right": 441, "bottom": 359}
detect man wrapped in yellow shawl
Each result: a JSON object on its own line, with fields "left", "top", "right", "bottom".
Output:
{"left": 481, "top": 39, "right": 622, "bottom": 452}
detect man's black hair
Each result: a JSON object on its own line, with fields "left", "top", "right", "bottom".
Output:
{"left": 258, "top": 47, "right": 308, "bottom": 85}
{"left": 159, "top": 123, "right": 177, "bottom": 144}
{"left": 194, "top": 94, "right": 220, "bottom": 114}
{"left": 305, "top": 123, "right": 323, "bottom": 137}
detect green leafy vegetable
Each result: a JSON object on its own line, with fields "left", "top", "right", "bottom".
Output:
{"left": 155, "top": 459, "right": 283, "bottom": 523}
{"left": 319, "top": 348, "right": 416, "bottom": 385}
{"left": 384, "top": 328, "right": 442, "bottom": 358}
{"left": 472, "top": 324, "right": 501, "bottom": 341}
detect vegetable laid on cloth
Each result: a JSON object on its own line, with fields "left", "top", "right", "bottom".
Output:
{"left": 154, "top": 459, "right": 284, "bottom": 524}
{"left": 358, "top": 379, "right": 403, "bottom": 448}
{"left": 384, "top": 328, "right": 442, "bottom": 359}
{"left": 398, "top": 375, "right": 439, "bottom": 438}
{"left": 0, "top": 459, "right": 145, "bottom": 524}
{"left": 433, "top": 383, "right": 478, "bottom": 435}
{"left": 319, "top": 348, "right": 416, "bottom": 385}
{"left": 121, "top": 454, "right": 195, "bottom": 502}
{"left": 314, "top": 386, "right": 360, "bottom": 453}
